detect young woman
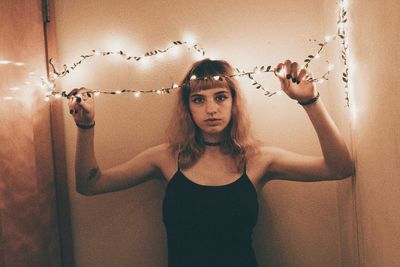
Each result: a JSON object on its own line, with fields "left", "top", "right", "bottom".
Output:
{"left": 68, "top": 58, "right": 354, "bottom": 267}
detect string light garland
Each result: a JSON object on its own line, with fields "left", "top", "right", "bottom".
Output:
{"left": 44, "top": 38, "right": 336, "bottom": 100}
{"left": 337, "top": 0, "right": 350, "bottom": 106}
{"left": 41, "top": 1, "right": 351, "bottom": 103}
{"left": 48, "top": 41, "right": 205, "bottom": 80}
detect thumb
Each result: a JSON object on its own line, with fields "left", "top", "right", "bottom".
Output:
{"left": 78, "top": 100, "right": 92, "bottom": 112}
{"left": 274, "top": 67, "right": 289, "bottom": 90}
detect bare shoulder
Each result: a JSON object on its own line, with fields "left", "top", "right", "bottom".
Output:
{"left": 245, "top": 145, "right": 277, "bottom": 190}
{"left": 247, "top": 145, "right": 277, "bottom": 165}
{"left": 145, "top": 143, "right": 178, "bottom": 181}
{"left": 247, "top": 145, "right": 286, "bottom": 190}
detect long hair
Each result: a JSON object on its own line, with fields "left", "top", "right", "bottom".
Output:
{"left": 167, "top": 58, "right": 258, "bottom": 171}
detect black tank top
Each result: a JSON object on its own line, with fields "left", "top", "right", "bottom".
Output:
{"left": 162, "top": 160, "right": 259, "bottom": 267}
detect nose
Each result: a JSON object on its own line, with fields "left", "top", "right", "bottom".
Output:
{"left": 205, "top": 100, "right": 218, "bottom": 115}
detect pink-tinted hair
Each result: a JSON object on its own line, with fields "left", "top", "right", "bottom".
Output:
{"left": 167, "top": 58, "right": 258, "bottom": 171}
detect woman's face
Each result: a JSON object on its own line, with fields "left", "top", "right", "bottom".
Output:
{"left": 188, "top": 87, "right": 233, "bottom": 141}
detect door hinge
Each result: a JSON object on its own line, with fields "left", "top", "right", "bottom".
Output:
{"left": 42, "top": 0, "right": 50, "bottom": 23}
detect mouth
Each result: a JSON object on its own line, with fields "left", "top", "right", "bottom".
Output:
{"left": 204, "top": 118, "right": 223, "bottom": 126}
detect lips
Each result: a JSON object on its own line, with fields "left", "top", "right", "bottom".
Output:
{"left": 204, "top": 118, "right": 222, "bottom": 126}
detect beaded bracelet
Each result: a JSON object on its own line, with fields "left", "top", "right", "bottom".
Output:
{"left": 298, "top": 92, "right": 320, "bottom": 106}
{"left": 76, "top": 121, "right": 95, "bottom": 129}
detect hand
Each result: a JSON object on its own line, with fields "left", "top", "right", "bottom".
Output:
{"left": 67, "top": 87, "right": 95, "bottom": 125}
{"left": 274, "top": 60, "right": 317, "bottom": 102}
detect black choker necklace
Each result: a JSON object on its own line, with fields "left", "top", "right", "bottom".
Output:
{"left": 203, "top": 141, "right": 222, "bottom": 146}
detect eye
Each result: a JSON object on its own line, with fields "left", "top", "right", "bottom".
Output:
{"left": 215, "top": 94, "right": 228, "bottom": 102}
{"left": 191, "top": 96, "right": 204, "bottom": 104}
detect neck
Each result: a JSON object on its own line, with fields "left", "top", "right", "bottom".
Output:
{"left": 202, "top": 130, "right": 227, "bottom": 144}
{"left": 203, "top": 140, "right": 222, "bottom": 146}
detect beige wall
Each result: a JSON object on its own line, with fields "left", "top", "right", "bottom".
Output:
{"left": 54, "top": 0, "right": 355, "bottom": 266}
{"left": 350, "top": 1, "right": 400, "bottom": 266}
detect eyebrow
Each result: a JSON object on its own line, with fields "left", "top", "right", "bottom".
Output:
{"left": 190, "top": 90, "right": 229, "bottom": 98}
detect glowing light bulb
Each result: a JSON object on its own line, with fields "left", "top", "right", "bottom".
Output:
{"left": 43, "top": 82, "right": 55, "bottom": 90}
{"left": 338, "top": 23, "right": 345, "bottom": 30}
{"left": 350, "top": 103, "right": 357, "bottom": 120}
{"left": 183, "top": 33, "right": 197, "bottom": 46}
{"left": 324, "top": 35, "right": 333, "bottom": 42}
{"left": 48, "top": 72, "right": 56, "bottom": 81}
{"left": 156, "top": 51, "right": 165, "bottom": 59}
{"left": 192, "top": 51, "right": 204, "bottom": 61}
{"left": 140, "top": 57, "right": 151, "bottom": 68}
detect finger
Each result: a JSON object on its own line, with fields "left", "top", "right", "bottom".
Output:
{"left": 67, "top": 97, "right": 74, "bottom": 108}
{"left": 67, "top": 88, "right": 80, "bottom": 99}
{"left": 291, "top": 62, "right": 299, "bottom": 83}
{"left": 274, "top": 63, "right": 289, "bottom": 90}
{"left": 70, "top": 101, "right": 80, "bottom": 115}
{"left": 274, "top": 63, "right": 285, "bottom": 79}
{"left": 81, "top": 92, "right": 90, "bottom": 101}
{"left": 76, "top": 87, "right": 94, "bottom": 103}
{"left": 67, "top": 96, "right": 77, "bottom": 115}
{"left": 77, "top": 100, "right": 92, "bottom": 112}
{"left": 284, "top": 60, "right": 292, "bottom": 80}
{"left": 297, "top": 68, "right": 307, "bottom": 84}
{"left": 304, "top": 71, "right": 314, "bottom": 82}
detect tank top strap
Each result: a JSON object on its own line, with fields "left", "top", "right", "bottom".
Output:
{"left": 177, "top": 151, "right": 181, "bottom": 171}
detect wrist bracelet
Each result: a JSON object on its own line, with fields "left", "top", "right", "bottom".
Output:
{"left": 298, "top": 91, "right": 320, "bottom": 106}
{"left": 76, "top": 121, "right": 95, "bottom": 129}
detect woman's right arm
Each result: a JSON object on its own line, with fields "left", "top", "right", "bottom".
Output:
{"left": 68, "top": 88, "right": 164, "bottom": 196}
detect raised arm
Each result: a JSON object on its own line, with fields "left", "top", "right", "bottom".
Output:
{"left": 68, "top": 88, "right": 163, "bottom": 196}
{"left": 264, "top": 60, "right": 354, "bottom": 182}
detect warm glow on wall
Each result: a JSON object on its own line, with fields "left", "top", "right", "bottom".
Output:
{"left": 0, "top": 58, "right": 48, "bottom": 107}
{"left": 3, "top": 1, "right": 352, "bottom": 112}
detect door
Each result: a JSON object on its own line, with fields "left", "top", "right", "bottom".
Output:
{"left": 0, "top": 0, "right": 72, "bottom": 266}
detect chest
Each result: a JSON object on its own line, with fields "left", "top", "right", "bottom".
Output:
{"left": 163, "top": 173, "right": 259, "bottom": 231}
{"left": 160, "top": 150, "right": 269, "bottom": 192}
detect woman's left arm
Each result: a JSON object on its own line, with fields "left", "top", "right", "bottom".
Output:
{"left": 265, "top": 60, "right": 354, "bottom": 182}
